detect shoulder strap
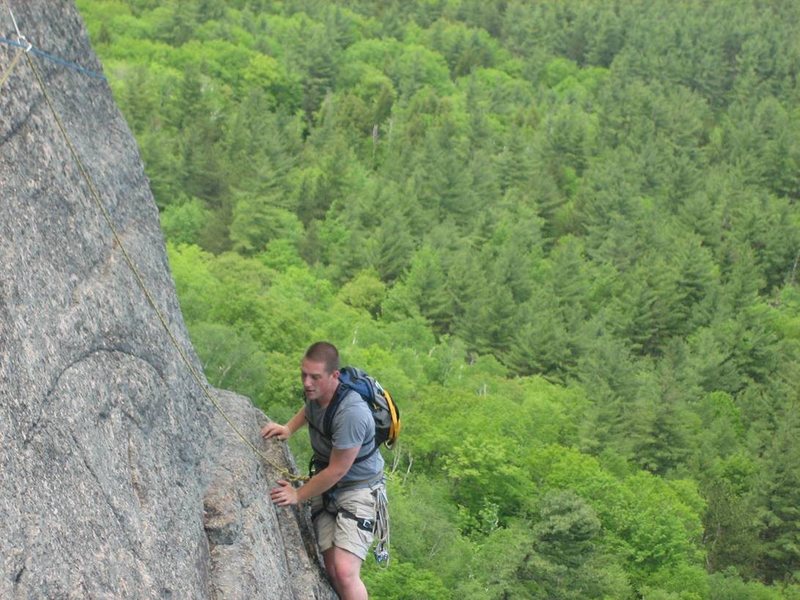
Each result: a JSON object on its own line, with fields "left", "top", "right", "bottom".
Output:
{"left": 322, "top": 383, "right": 346, "bottom": 439}
{"left": 352, "top": 442, "right": 379, "bottom": 464}
{"left": 323, "top": 382, "right": 378, "bottom": 462}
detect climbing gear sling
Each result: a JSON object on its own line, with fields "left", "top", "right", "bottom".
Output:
{"left": 310, "top": 483, "right": 391, "bottom": 565}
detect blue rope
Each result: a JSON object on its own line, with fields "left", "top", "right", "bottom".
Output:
{"left": 0, "top": 34, "right": 106, "bottom": 81}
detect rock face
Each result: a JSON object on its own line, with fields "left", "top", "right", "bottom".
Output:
{"left": 0, "top": 2, "right": 334, "bottom": 598}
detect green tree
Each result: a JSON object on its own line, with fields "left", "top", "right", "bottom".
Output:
{"left": 160, "top": 198, "right": 211, "bottom": 244}
{"left": 505, "top": 290, "right": 571, "bottom": 378}
{"left": 525, "top": 490, "right": 633, "bottom": 599}
{"left": 337, "top": 269, "right": 387, "bottom": 316}
{"left": 399, "top": 245, "right": 452, "bottom": 333}
{"left": 81, "top": 2, "right": 800, "bottom": 594}
{"left": 363, "top": 561, "right": 451, "bottom": 600}
{"left": 167, "top": 242, "right": 224, "bottom": 324}
{"left": 188, "top": 322, "right": 270, "bottom": 405}
{"left": 702, "top": 452, "right": 760, "bottom": 576}
{"left": 755, "top": 402, "right": 800, "bottom": 584}
{"left": 230, "top": 200, "right": 303, "bottom": 255}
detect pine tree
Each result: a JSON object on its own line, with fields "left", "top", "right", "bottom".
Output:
{"left": 755, "top": 401, "right": 800, "bottom": 584}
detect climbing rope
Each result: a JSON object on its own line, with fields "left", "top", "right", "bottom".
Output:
{"left": 0, "top": 38, "right": 24, "bottom": 89}
{"left": 0, "top": 2, "right": 29, "bottom": 90}
{"left": 0, "top": 0, "right": 105, "bottom": 82}
{"left": 4, "top": 2, "right": 307, "bottom": 483}
{"left": 0, "top": 33, "right": 106, "bottom": 80}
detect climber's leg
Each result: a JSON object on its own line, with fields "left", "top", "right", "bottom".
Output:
{"left": 323, "top": 546, "right": 367, "bottom": 600}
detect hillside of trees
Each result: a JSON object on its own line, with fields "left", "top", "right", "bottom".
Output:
{"left": 76, "top": 1, "right": 800, "bottom": 597}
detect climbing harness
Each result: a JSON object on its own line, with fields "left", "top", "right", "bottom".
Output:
{"left": 309, "top": 482, "right": 391, "bottom": 565}
{"left": 2, "top": 1, "right": 306, "bottom": 484}
{"left": 311, "top": 490, "right": 376, "bottom": 532}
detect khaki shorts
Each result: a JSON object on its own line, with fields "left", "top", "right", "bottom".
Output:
{"left": 311, "top": 486, "right": 377, "bottom": 560}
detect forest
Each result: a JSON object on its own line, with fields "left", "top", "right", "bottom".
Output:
{"left": 75, "top": 1, "right": 800, "bottom": 598}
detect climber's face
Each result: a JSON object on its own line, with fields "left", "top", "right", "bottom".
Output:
{"left": 300, "top": 358, "right": 339, "bottom": 406}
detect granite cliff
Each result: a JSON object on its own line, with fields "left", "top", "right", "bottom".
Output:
{"left": 0, "top": 1, "right": 334, "bottom": 597}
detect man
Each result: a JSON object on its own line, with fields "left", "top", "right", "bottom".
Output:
{"left": 261, "top": 341, "right": 385, "bottom": 600}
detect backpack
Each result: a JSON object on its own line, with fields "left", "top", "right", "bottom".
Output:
{"left": 323, "top": 366, "right": 401, "bottom": 462}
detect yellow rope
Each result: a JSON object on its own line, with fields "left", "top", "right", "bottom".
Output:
{"left": 0, "top": 0, "right": 28, "bottom": 93}
{"left": 0, "top": 45, "right": 23, "bottom": 90}
{"left": 21, "top": 49, "right": 307, "bottom": 483}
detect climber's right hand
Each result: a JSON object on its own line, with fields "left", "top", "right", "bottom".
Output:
{"left": 261, "top": 422, "right": 290, "bottom": 441}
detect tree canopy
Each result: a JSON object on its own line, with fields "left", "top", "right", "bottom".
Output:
{"left": 77, "top": 0, "right": 800, "bottom": 596}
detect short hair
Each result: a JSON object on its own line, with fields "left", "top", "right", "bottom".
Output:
{"left": 304, "top": 341, "right": 340, "bottom": 374}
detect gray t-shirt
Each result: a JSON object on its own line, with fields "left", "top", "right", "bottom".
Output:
{"left": 306, "top": 386, "right": 385, "bottom": 487}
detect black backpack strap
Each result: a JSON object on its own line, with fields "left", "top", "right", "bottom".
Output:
{"left": 322, "top": 383, "right": 346, "bottom": 438}
{"left": 308, "top": 385, "right": 346, "bottom": 476}
{"left": 309, "top": 455, "right": 328, "bottom": 477}
{"left": 310, "top": 489, "right": 337, "bottom": 522}
{"left": 306, "top": 418, "right": 324, "bottom": 437}
{"left": 352, "top": 437, "right": 378, "bottom": 463}
{"left": 338, "top": 507, "right": 375, "bottom": 532}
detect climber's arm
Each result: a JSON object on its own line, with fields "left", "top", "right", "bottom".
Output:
{"left": 270, "top": 446, "right": 359, "bottom": 506}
